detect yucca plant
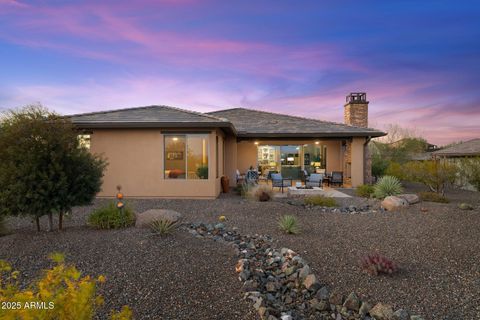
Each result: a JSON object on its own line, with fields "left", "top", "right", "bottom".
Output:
{"left": 373, "top": 175, "right": 403, "bottom": 199}
{"left": 360, "top": 253, "right": 398, "bottom": 276}
{"left": 278, "top": 215, "right": 300, "bottom": 234}
{"left": 150, "top": 218, "right": 178, "bottom": 236}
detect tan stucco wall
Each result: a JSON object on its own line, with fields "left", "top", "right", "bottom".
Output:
{"left": 224, "top": 136, "right": 238, "bottom": 185}
{"left": 90, "top": 128, "right": 221, "bottom": 198}
{"left": 350, "top": 137, "right": 366, "bottom": 187}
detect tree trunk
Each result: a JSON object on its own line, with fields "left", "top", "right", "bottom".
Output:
{"left": 47, "top": 213, "right": 53, "bottom": 232}
{"left": 36, "top": 217, "right": 40, "bottom": 232}
{"left": 58, "top": 211, "right": 63, "bottom": 230}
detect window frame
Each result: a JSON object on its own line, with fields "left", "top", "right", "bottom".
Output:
{"left": 163, "top": 134, "right": 209, "bottom": 180}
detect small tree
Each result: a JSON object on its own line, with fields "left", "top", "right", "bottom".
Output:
{"left": 403, "top": 160, "right": 457, "bottom": 195}
{"left": 0, "top": 106, "right": 106, "bottom": 231}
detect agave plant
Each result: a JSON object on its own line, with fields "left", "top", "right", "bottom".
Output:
{"left": 374, "top": 175, "right": 403, "bottom": 199}
{"left": 278, "top": 215, "right": 301, "bottom": 234}
{"left": 150, "top": 218, "right": 178, "bottom": 236}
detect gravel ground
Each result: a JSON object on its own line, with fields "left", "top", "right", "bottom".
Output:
{"left": 1, "top": 183, "right": 479, "bottom": 320}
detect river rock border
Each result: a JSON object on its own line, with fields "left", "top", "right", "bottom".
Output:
{"left": 186, "top": 222, "right": 424, "bottom": 320}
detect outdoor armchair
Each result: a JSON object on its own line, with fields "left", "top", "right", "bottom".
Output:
{"left": 271, "top": 173, "right": 292, "bottom": 193}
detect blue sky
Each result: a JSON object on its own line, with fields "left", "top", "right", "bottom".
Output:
{"left": 1, "top": 0, "right": 479, "bottom": 144}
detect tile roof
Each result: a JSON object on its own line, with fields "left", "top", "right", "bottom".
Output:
{"left": 69, "top": 105, "right": 385, "bottom": 138}
{"left": 207, "top": 107, "right": 385, "bottom": 138}
{"left": 432, "top": 138, "right": 480, "bottom": 157}
{"left": 70, "top": 105, "right": 233, "bottom": 130}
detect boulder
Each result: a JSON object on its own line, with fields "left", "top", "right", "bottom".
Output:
{"left": 381, "top": 196, "right": 409, "bottom": 211}
{"left": 369, "top": 303, "right": 394, "bottom": 320}
{"left": 135, "top": 209, "right": 182, "bottom": 228}
{"left": 398, "top": 194, "right": 420, "bottom": 204}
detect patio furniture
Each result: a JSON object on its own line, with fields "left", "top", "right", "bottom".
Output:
{"left": 236, "top": 169, "right": 245, "bottom": 184}
{"left": 271, "top": 173, "right": 292, "bottom": 193}
{"left": 330, "top": 171, "right": 343, "bottom": 187}
{"left": 245, "top": 170, "right": 259, "bottom": 184}
{"left": 300, "top": 169, "right": 309, "bottom": 183}
{"left": 306, "top": 173, "right": 323, "bottom": 188}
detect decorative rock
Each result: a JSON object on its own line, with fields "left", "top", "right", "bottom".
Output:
{"left": 303, "top": 274, "right": 321, "bottom": 292}
{"left": 214, "top": 223, "right": 225, "bottom": 229}
{"left": 253, "top": 297, "right": 264, "bottom": 310}
{"left": 410, "top": 316, "right": 424, "bottom": 320}
{"left": 369, "top": 303, "right": 394, "bottom": 320}
{"left": 236, "top": 259, "right": 249, "bottom": 273}
{"left": 135, "top": 209, "right": 182, "bottom": 228}
{"left": 329, "top": 292, "right": 343, "bottom": 305}
{"left": 393, "top": 308, "right": 410, "bottom": 320}
{"left": 298, "top": 265, "right": 311, "bottom": 279}
{"left": 315, "top": 286, "right": 329, "bottom": 300}
{"left": 459, "top": 203, "right": 474, "bottom": 210}
{"left": 398, "top": 194, "right": 420, "bottom": 204}
{"left": 280, "top": 315, "right": 292, "bottom": 320}
{"left": 381, "top": 196, "right": 409, "bottom": 211}
{"left": 359, "top": 301, "right": 372, "bottom": 318}
{"left": 239, "top": 270, "right": 251, "bottom": 281}
{"left": 343, "top": 292, "right": 360, "bottom": 311}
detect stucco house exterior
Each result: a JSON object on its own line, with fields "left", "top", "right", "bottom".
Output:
{"left": 70, "top": 93, "right": 385, "bottom": 198}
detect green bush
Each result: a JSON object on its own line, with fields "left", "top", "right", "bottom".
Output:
{"left": 278, "top": 215, "right": 300, "bottom": 234}
{"left": 419, "top": 192, "right": 449, "bottom": 203}
{"left": 304, "top": 195, "right": 337, "bottom": 207}
{"left": 458, "top": 157, "right": 480, "bottom": 191}
{"left": 88, "top": 202, "right": 135, "bottom": 229}
{"left": 373, "top": 176, "right": 403, "bottom": 199}
{"left": 356, "top": 184, "right": 375, "bottom": 198}
{"left": 402, "top": 160, "right": 457, "bottom": 195}
{"left": 385, "top": 161, "right": 404, "bottom": 180}
{"left": 371, "top": 153, "right": 390, "bottom": 178}
{"left": 150, "top": 218, "right": 178, "bottom": 236}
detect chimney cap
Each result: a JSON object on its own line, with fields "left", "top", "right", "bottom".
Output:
{"left": 346, "top": 92, "right": 368, "bottom": 104}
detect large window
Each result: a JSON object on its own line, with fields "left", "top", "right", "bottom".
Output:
{"left": 164, "top": 134, "right": 209, "bottom": 180}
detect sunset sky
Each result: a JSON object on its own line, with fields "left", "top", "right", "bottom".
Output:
{"left": 1, "top": 0, "right": 479, "bottom": 145}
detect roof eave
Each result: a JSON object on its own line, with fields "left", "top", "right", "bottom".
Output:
{"left": 72, "top": 121, "right": 237, "bottom": 134}
{"left": 236, "top": 131, "right": 386, "bottom": 139}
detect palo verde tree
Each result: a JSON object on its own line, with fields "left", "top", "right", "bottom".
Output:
{"left": 0, "top": 105, "right": 106, "bottom": 231}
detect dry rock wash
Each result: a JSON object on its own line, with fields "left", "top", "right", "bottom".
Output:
{"left": 183, "top": 221, "right": 425, "bottom": 320}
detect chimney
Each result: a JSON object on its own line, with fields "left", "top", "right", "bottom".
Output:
{"left": 344, "top": 92, "right": 368, "bottom": 127}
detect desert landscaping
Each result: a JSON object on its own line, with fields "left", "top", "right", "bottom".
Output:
{"left": 1, "top": 182, "right": 479, "bottom": 320}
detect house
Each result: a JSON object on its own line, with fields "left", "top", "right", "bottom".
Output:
{"left": 70, "top": 92, "right": 385, "bottom": 198}
{"left": 432, "top": 138, "right": 480, "bottom": 159}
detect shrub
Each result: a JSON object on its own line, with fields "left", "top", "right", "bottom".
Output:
{"left": 356, "top": 184, "right": 375, "bottom": 198}
{"left": 419, "top": 191, "right": 449, "bottom": 203}
{"left": 0, "top": 216, "right": 7, "bottom": 236}
{"left": 0, "top": 106, "right": 107, "bottom": 231}
{"left": 360, "top": 253, "right": 398, "bottom": 276}
{"left": 0, "top": 253, "right": 132, "bottom": 319}
{"left": 403, "top": 160, "right": 457, "bottom": 195}
{"left": 385, "top": 161, "right": 404, "bottom": 180}
{"left": 373, "top": 176, "right": 403, "bottom": 199}
{"left": 88, "top": 202, "right": 135, "bottom": 229}
{"left": 237, "top": 182, "right": 252, "bottom": 197}
{"left": 251, "top": 185, "right": 273, "bottom": 202}
{"left": 458, "top": 157, "right": 480, "bottom": 191}
{"left": 304, "top": 195, "right": 337, "bottom": 207}
{"left": 150, "top": 218, "right": 178, "bottom": 236}
{"left": 371, "top": 153, "right": 390, "bottom": 178}
{"left": 278, "top": 215, "right": 300, "bottom": 234}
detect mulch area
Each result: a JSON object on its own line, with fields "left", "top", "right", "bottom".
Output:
{"left": 1, "top": 183, "right": 479, "bottom": 319}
